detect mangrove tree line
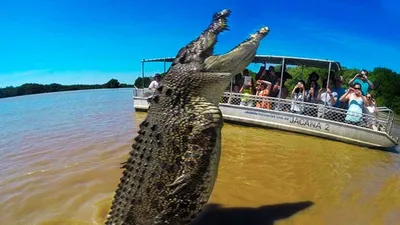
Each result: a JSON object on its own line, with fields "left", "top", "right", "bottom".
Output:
{"left": 0, "top": 79, "right": 133, "bottom": 98}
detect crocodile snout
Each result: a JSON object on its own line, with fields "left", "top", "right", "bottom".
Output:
{"left": 213, "top": 9, "right": 231, "bottom": 20}
{"left": 259, "top": 27, "right": 269, "bottom": 34}
{"left": 219, "top": 9, "right": 231, "bottom": 17}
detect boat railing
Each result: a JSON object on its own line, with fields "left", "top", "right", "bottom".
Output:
{"left": 219, "top": 92, "right": 396, "bottom": 136}
{"left": 132, "top": 87, "right": 396, "bottom": 138}
{"left": 133, "top": 88, "right": 154, "bottom": 98}
{"left": 375, "top": 106, "right": 396, "bottom": 134}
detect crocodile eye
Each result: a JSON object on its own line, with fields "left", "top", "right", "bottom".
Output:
{"left": 152, "top": 95, "right": 160, "bottom": 103}
{"left": 156, "top": 85, "right": 163, "bottom": 92}
{"left": 166, "top": 89, "right": 173, "bottom": 96}
{"left": 179, "top": 52, "right": 187, "bottom": 64}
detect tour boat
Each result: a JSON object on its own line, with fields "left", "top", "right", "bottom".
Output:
{"left": 133, "top": 55, "right": 399, "bottom": 151}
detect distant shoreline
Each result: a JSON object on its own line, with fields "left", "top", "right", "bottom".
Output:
{"left": 0, "top": 78, "right": 133, "bottom": 99}
{"left": 0, "top": 87, "right": 134, "bottom": 99}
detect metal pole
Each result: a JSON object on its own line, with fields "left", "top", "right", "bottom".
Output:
{"left": 324, "top": 62, "right": 332, "bottom": 107}
{"left": 277, "top": 58, "right": 285, "bottom": 110}
{"left": 327, "top": 62, "right": 332, "bottom": 86}
{"left": 278, "top": 58, "right": 285, "bottom": 99}
{"left": 230, "top": 76, "right": 233, "bottom": 93}
{"left": 141, "top": 60, "right": 145, "bottom": 89}
{"left": 388, "top": 110, "right": 393, "bottom": 134}
{"left": 322, "top": 62, "right": 332, "bottom": 118}
{"left": 228, "top": 76, "right": 233, "bottom": 103}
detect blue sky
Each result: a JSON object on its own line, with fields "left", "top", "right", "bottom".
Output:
{"left": 0, "top": 0, "right": 399, "bottom": 87}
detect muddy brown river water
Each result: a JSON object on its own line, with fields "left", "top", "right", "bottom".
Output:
{"left": 0, "top": 89, "right": 399, "bottom": 225}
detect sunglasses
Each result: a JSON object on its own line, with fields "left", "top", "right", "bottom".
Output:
{"left": 353, "top": 87, "right": 360, "bottom": 90}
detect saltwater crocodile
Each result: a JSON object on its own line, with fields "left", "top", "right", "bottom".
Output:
{"left": 105, "top": 9, "right": 269, "bottom": 225}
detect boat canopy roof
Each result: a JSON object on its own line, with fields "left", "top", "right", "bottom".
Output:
{"left": 141, "top": 55, "right": 341, "bottom": 71}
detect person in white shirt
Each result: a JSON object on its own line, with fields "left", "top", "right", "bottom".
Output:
{"left": 290, "top": 80, "right": 306, "bottom": 114}
{"left": 148, "top": 73, "right": 161, "bottom": 91}
{"left": 365, "top": 93, "right": 378, "bottom": 130}
{"left": 317, "top": 78, "right": 338, "bottom": 119}
{"left": 318, "top": 79, "right": 338, "bottom": 107}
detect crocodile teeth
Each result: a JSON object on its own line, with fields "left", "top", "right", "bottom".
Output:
{"left": 259, "top": 27, "right": 269, "bottom": 34}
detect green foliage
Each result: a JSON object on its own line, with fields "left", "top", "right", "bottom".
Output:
{"left": 0, "top": 79, "right": 133, "bottom": 99}
{"left": 0, "top": 86, "right": 18, "bottom": 98}
{"left": 104, "top": 78, "right": 120, "bottom": 88}
{"left": 119, "top": 83, "right": 132, "bottom": 88}
{"left": 134, "top": 77, "right": 152, "bottom": 88}
{"left": 367, "top": 67, "right": 400, "bottom": 113}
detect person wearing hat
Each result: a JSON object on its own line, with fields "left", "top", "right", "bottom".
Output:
{"left": 308, "top": 72, "right": 320, "bottom": 82}
{"left": 148, "top": 73, "right": 162, "bottom": 91}
{"left": 305, "top": 72, "right": 320, "bottom": 96}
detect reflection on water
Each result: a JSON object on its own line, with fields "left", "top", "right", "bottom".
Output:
{"left": 0, "top": 89, "right": 399, "bottom": 225}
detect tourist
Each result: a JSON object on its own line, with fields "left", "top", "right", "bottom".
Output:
{"left": 263, "top": 66, "right": 277, "bottom": 84}
{"left": 239, "top": 82, "right": 254, "bottom": 107}
{"left": 331, "top": 75, "right": 347, "bottom": 122}
{"left": 317, "top": 79, "right": 338, "bottom": 119}
{"left": 348, "top": 69, "right": 374, "bottom": 96}
{"left": 304, "top": 80, "right": 319, "bottom": 117}
{"left": 306, "top": 72, "right": 320, "bottom": 92}
{"left": 255, "top": 80, "right": 272, "bottom": 109}
{"left": 290, "top": 80, "right": 306, "bottom": 114}
{"left": 272, "top": 68, "right": 292, "bottom": 111}
{"left": 148, "top": 73, "right": 161, "bottom": 91}
{"left": 256, "top": 65, "right": 277, "bottom": 85}
{"left": 305, "top": 80, "right": 319, "bottom": 103}
{"left": 339, "top": 83, "right": 367, "bottom": 126}
{"left": 365, "top": 93, "right": 378, "bottom": 130}
{"left": 255, "top": 65, "right": 266, "bottom": 81}
{"left": 231, "top": 73, "right": 243, "bottom": 93}
{"left": 332, "top": 76, "right": 346, "bottom": 108}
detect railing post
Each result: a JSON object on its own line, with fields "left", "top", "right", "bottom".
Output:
{"left": 322, "top": 62, "right": 332, "bottom": 119}
{"left": 230, "top": 76, "right": 233, "bottom": 93}
{"left": 141, "top": 60, "right": 145, "bottom": 89}
{"left": 277, "top": 58, "right": 285, "bottom": 111}
{"left": 388, "top": 114, "right": 394, "bottom": 134}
